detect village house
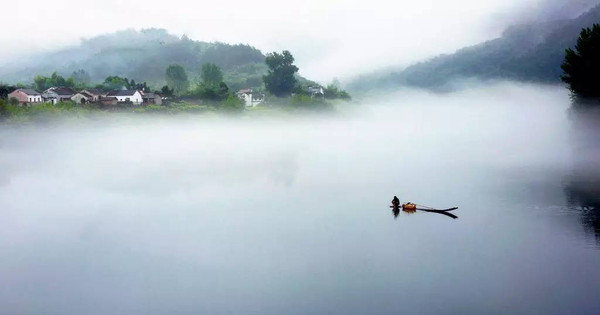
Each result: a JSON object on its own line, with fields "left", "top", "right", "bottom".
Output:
{"left": 80, "top": 89, "right": 104, "bottom": 102}
{"left": 307, "top": 86, "right": 325, "bottom": 98}
{"left": 99, "top": 97, "right": 118, "bottom": 106}
{"left": 142, "top": 92, "right": 162, "bottom": 105}
{"left": 7, "top": 89, "right": 43, "bottom": 105}
{"left": 71, "top": 91, "right": 94, "bottom": 104}
{"left": 106, "top": 90, "right": 144, "bottom": 105}
{"left": 236, "top": 89, "right": 265, "bottom": 107}
{"left": 42, "top": 87, "right": 76, "bottom": 104}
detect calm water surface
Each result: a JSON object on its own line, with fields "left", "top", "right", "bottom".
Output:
{"left": 1, "top": 84, "right": 599, "bottom": 314}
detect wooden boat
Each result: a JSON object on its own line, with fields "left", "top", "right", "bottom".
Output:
{"left": 402, "top": 203, "right": 417, "bottom": 210}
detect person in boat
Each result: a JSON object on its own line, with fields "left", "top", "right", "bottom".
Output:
{"left": 391, "top": 196, "right": 400, "bottom": 207}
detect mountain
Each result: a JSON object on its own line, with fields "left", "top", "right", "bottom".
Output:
{"left": 348, "top": 5, "right": 600, "bottom": 92}
{"left": 0, "top": 29, "right": 268, "bottom": 91}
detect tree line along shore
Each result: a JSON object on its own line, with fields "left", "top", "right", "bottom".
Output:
{"left": 0, "top": 50, "right": 352, "bottom": 122}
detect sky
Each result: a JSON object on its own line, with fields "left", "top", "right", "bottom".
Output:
{"left": 0, "top": 0, "right": 597, "bottom": 82}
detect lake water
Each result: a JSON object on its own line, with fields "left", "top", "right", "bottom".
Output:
{"left": 1, "top": 83, "right": 599, "bottom": 314}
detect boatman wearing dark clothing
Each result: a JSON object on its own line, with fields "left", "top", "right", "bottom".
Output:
{"left": 392, "top": 196, "right": 400, "bottom": 207}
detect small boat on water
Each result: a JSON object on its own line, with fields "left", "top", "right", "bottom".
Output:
{"left": 390, "top": 202, "right": 458, "bottom": 212}
{"left": 402, "top": 203, "right": 417, "bottom": 211}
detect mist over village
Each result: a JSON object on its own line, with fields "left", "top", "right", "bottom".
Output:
{"left": 1, "top": 1, "right": 600, "bottom": 314}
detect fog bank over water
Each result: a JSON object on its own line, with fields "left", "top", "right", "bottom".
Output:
{"left": 2, "top": 82, "right": 600, "bottom": 314}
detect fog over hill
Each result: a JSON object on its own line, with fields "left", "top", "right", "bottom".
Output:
{"left": 0, "top": 29, "right": 268, "bottom": 91}
{"left": 348, "top": 4, "right": 600, "bottom": 92}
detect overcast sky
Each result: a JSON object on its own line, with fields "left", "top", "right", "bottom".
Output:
{"left": 0, "top": 0, "right": 597, "bottom": 82}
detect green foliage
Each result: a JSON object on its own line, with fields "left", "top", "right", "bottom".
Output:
{"left": 103, "top": 76, "right": 130, "bottom": 90}
{"left": 289, "top": 94, "right": 332, "bottom": 111}
{"left": 34, "top": 72, "right": 74, "bottom": 91}
{"left": 0, "top": 99, "right": 9, "bottom": 119}
{"left": 131, "top": 102, "right": 212, "bottom": 114}
{"left": 263, "top": 50, "right": 299, "bottom": 97}
{"left": 200, "top": 63, "right": 224, "bottom": 86}
{"left": 223, "top": 63, "right": 267, "bottom": 91}
{"left": 561, "top": 24, "right": 600, "bottom": 101}
{"left": 71, "top": 69, "right": 91, "bottom": 86}
{"left": 191, "top": 82, "right": 229, "bottom": 101}
{"left": 219, "top": 94, "right": 245, "bottom": 112}
{"left": 323, "top": 84, "right": 352, "bottom": 100}
{"left": 9, "top": 97, "right": 19, "bottom": 106}
{"left": 131, "top": 80, "right": 150, "bottom": 92}
{"left": 0, "top": 84, "right": 16, "bottom": 99}
{"left": 160, "top": 85, "right": 175, "bottom": 98}
{"left": 165, "top": 64, "right": 189, "bottom": 94}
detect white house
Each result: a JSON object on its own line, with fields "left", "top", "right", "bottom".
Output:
{"left": 7, "top": 89, "right": 42, "bottom": 104}
{"left": 42, "top": 87, "right": 76, "bottom": 104}
{"left": 307, "top": 86, "right": 324, "bottom": 98}
{"left": 71, "top": 91, "right": 93, "bottom": 104}
{"left": 236, "top": 89, "right": 265, "bottom": 107}
{"left": 106, "top": 90, "right": 144, "bottom": 105}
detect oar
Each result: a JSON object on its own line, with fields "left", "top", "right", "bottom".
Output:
{"left": 416, "top": 207, "right": 458, "bottom": 211}
{"left": 417, "top": 209, "right": 458, "bottom": 219}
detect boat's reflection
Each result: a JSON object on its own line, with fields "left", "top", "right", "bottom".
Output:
{"left": 391, "top": 206, "right": 458, "bottom": 220}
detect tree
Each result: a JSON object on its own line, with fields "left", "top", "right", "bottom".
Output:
{"left": 0, "top": 99, "right": 9, "bottom": 119}
{"left": 0, "top": 84, "right": 15, "bottom": 99}
{"left": 33, "top": 72, "right": 73, "bottom": 91}
{"left": 165, "top": 64, "right": 189, "bottom": 95}
{"left": 103, "top": 76, "right": 130, "bottom": 90}
{"left": 71, "top": 69, "right": 91, "bottom": 86}
{"left": 263, "top": 50, "right": 299, "bottom": 97}
{"left": 34, "top": 76, "right": 50, "bottom": 91}
{"left": 324, "top": 83, "right": 352, "bottom": 101}
{"left": 561, "top": 24, "right": 600, "bottom": 101}
{"left": 192, "top": 81, "right": 229, "bottom": 101}
{"left": 160, "top": 85, "right": 175, "bottom": 98}
{"left": 131, "top": 81, "right": 150, "bottom": 92}
{"left": 200, "top": 63, "right": 224, "bottom": 86}
{"left": 219, "top": 94, "right": 245, "bottom": 112}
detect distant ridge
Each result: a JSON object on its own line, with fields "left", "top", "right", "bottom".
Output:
{"left": 348, "top": 4, "right": 600, "bottom": 92}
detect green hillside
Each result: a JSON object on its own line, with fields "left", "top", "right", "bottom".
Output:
{"left": 0, "top": 29, "right": 268, "bottom": 91}
{"left": 349, "top": 5, "right": 600, "bottom": 92}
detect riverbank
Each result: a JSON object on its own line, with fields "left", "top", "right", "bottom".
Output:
{"left": 0, "top": 97, "right": 352, "bottom": 125}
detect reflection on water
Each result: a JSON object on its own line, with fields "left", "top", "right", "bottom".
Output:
{"left": 391, "top": 206, "right": 459, "bottom": 220}
{"left": 565, "top": 105, "right": 600, "bottom": 243}
{"left": 565, "top": 179, "right": 600, "bottom": 243}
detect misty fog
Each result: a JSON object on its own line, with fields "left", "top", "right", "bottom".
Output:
{"left": 2, "top": 0, "right": 598, "bottom": 81}
{"left": 1, "top": 83, "right": 599, "bottom": 314}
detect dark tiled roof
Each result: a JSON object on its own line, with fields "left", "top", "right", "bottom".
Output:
{"left": 84, "top": 89, "right": 103, "bottom": 95}
{"left": 78, "top": 91, "right": 93, "bottom": 98}
{"left": 107, "top": 90, "right": 138, "bottom": 97}
{"left": 143, "top": 93, "right": 159, "bottom": 98}
{"left": 18, "top": 89, "right": 41, "bottom": 95}
{"left": 50, "top": 87, "right": 76, "bottom": 96}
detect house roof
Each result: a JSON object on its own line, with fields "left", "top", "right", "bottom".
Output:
{"left": 106, "top": 90, "right": 139, "bottom": 97}
{"left": 142, "top": 93, "right": 160, "bottom": 99}
{"left": 52, "top": 86, "right": 75, "bottom": 95}
{"left": 237, "top": 89, "right": 253, "bottom": 94}
{"left": 83, "top": 89, "right": 103, "bottom": 95}
{"left": 46, "top": 87, "right": 75, "bottom": 96}
{"left": 78, "top": 91, "right": 93, "bottom": 98}
{"left": 100, "top": 96, "right": 118, "bottom": 101}
{"left": 16, "top": 89, "right": 41, "bottom": 96}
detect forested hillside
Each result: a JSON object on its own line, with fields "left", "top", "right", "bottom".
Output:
{"left": 0, "top": 29, "right": 267, "bottom": 91}
{"left": 349, "top": 5, "right": 600, "bottom": 91}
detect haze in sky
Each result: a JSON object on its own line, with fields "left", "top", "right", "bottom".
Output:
{"left": 0, "top": 0, "right": 597, "bottom": 81}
